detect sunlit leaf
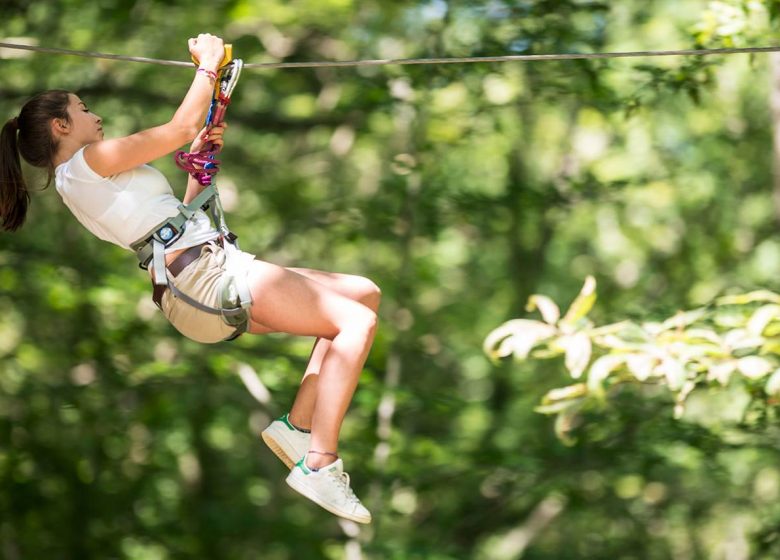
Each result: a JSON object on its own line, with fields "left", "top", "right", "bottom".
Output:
{"left": 483, "top": 319, "right": 557, "bottom": 361}
{"left": 761, "top": 340, "right": 780, "bottom": 356}
{"left": 723, "top": 328, "right": 765, "bottom": 350}
{"left": 736, "top": 356, "right": 774, "bottom": 379}
{"left": 534, "top": 399, "right": 586, "bottom": 415}
{"left": 717, "top": 290, "right": 780, "bottom": 306}
{"left": 626, "top": 353, "right": 655, "bottom": 381}
{"left": 559, "top": 332, "right": 592, "bottom": 379}
{"left": 642, "top": 321, "right": 665, "bottom": 336}
{"left": 684, "top": 328, "right": 721, "bottom": 345}
{"left": 560, "top": 276, "right": 597, "bottom": 329}
{"left": 659, "top": 308, "right": 707, "bottom": 332}
{"left": 590, "top": 321, "right": 647, "bottom": 340}
{"left": 526, "top": 294, "right": 560, "bottom": 325}
{"left": 554, "top": 406, "right": 582, "bottom": 446}
{"left": 593, "top": 334, "right": 645, "bottom": 351}
{"left": 541, "top": 383, "right": 588, "bottom": 404}
{"left": 674, "top": 380, "right": 697, "bottom": 419}
{"left": 746, "top": 304, "right": 780, "bottom": 337}
{"left": 658, "top": 356, "right": 687, "bottom": 391}
{"left": 764, "top": 322, "right": 780, "bottom": 337}
{"left": 674, "top": 343, "right": 722, "bottom": 361}
{"left": 707, "top": 360, "right": 736, "bottom": 385}
{"left": 766, "top": 368, "right": 780, "bottom": 395}
{"left": 587, "top": 354, "right": 625, "bottom": 392}
{"left": 713, "top": 310, "right": 750, "bottom": 329}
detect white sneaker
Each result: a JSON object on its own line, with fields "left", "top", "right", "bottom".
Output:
{"left": 286, "top": 454, "right": 372, "bottom": 524}
{"left": 261, "top": 414, "right": 311, "bottom": 469}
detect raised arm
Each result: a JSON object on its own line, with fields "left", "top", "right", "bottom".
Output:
{"left": 83, "top": 34, "right": 226, "bottom": 177}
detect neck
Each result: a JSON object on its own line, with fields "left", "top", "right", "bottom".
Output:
{"left": 53, "top": 139, "right": 88, "bottom": 168}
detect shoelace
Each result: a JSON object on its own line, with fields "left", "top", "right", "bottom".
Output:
{"left": 330, "top": 470, "right": 360, "bottom": 505}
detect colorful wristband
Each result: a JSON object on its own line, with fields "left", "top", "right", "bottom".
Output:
{"left": 197, "top": 67, "right": 218, "bottom": 81}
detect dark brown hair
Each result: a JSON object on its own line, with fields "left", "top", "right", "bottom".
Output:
{"left": 0, "top": 89, "right": 71, "bottom": 232}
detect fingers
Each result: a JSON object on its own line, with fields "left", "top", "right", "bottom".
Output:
{"left": 188, "top": 34, "right": 224, "bottom": 49}
{"left": 199, "top": 123, "right": 227, "bottom": 145}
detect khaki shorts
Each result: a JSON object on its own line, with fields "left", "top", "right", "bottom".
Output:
{"left": 160, "top": 242, "right": 255, "bottom": 344}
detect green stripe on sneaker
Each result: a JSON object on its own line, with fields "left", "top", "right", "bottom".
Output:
{"left": 296, "top": 457, "right": 312, "bottom": 474}
{"left": 280, "top": 413, "right": 296, "bottom": 431}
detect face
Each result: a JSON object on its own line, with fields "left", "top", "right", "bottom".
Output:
{"left": 62, "top": 94, "right": 103, "bottom": 144}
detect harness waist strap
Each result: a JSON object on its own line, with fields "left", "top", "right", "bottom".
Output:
{"left": 151, "top": 243, "right": 207, "bottom": 307}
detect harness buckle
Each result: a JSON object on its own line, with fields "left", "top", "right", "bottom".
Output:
{"left": 153, "top": 223, "right": 182, "bottom": 245}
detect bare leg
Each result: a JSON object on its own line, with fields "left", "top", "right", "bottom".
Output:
{"left": 246, "top": 261, "right": 378, "bottom": 469}
{"left": 286, "top": 342, "right": 327, "bottom": 430}
{"left": 250, "top": 269, "right": 381, "bottom": 431}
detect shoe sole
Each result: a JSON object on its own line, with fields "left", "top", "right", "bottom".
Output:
{"left": 286, "top": 473, "right": 372, "bottom": 524}
{"left": 261, "top": 431, "right": 296, "bottom": 469}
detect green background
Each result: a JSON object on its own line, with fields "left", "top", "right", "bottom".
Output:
{"left": 2, "top": 1, "right": 780, "bottom": 558}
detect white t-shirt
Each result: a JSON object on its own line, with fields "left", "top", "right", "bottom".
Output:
{"left": 55, "top": 147, "right": 219, "bottom": 253}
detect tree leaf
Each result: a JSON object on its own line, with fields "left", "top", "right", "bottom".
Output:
{"left": 541, "top": 383, "right": 588, "bottom": 404}
{"left": 587, "top": 354, "right": 625, "bottom": 392}
{"left": 736, "top": 356, "right": 774, "bottom": 380}
{"left": 717, "top": 290, "right": 780, "bottom": 306}
{"left": 658, "top": 356, "right": 687, "bottom": 391}
{"left": 674, "top": 380, "right": 697, "bottom": 419}
{"left": 593, "top": 334, "right": 645, "bottom": 351}
{"left": 484, "top": 319, "right": 557, "bottom": 361}
{"left": 707, "top": 360, "right": 736, "bottom": 385}
{"left": 560, "top": 332, "right": 592, "bottom": 379}
{"left": 684, "top": 328, "right": 722, "bottom": 345}
{"left": 554, "top": 406, "right": 582, "bottom": 446}
{"left": 659, "top": 308, "right": 707, "bottom": 332}
{"left": 535, "top": 398, "right": 586, "bottom": 415}
{"left": 723, "top": 328, "right": 765, "bottom": 351}
{"left": 590, "top": 321, "right": 649, "bottom": 341}
{"left": 526, "top": 294, "right": 560, "bottom": 325}
{"left": 765, "top": 368, "right": 780, "bottom": 395}
{"left": 560, "top": 276, "right": 597, "bottom": 328}
{"left": 626, "top": 353, "right": 655, "bottom": 381}
{"left": 746, "top": 304, "right": 780, "bottom": 337}
{"left": 674, "top": 343, "right": 721, "bottom": 361}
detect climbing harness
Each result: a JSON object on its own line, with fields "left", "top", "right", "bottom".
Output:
{"left": 130, "top": 52, "right": 253, "bottom": 339}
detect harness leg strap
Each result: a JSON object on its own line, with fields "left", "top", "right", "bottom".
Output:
{"left": 223, "top": 242, "right": 253, "bottom": 309}
{"left": 153, "top": 240, "right": 168, "bottom": 286}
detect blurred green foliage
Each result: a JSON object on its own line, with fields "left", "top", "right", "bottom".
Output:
{"left": 2, "top": 0, "right": 780, "bottom": 558}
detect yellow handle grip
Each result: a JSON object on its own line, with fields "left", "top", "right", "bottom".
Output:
{"left": 191, "top": 44, "right": 233, "bottom": 68}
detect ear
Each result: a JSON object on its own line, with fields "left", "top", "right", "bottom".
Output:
{"left": 51, "top": 118, "right": 69, "bottom": 136}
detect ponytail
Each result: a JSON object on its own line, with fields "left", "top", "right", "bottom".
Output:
{"left": 0, "top": 89, "right": 71, "bottom": 232}
{"left": 0, "top": 116, "right": 28, "bottom": 232}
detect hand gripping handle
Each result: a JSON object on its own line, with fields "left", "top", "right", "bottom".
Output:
{"left": 191, "top": 44, "right": 233, "bottom": 68}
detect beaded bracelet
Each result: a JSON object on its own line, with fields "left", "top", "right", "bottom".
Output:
{"left": 197, "top": 67, "right": 218, "bottom": 81}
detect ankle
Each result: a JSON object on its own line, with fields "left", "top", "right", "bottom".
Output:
{"left": 305, "top": 450, "right": 339, "bottom": 470}
{"left": 287, "top": 413, "right": 311, "bottom": 433}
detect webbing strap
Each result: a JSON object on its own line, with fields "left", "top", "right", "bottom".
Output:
{"left": 153, "top": 241, "right": 167, "bottom": 286}
{"left": 223, "top": 243, "right": 253, "bottom": 309}
{"left": 132, "top": 184, "right": 218, "bottom": 269}
{"left": 165, "top": 276, "right": 246, "bottom": 317}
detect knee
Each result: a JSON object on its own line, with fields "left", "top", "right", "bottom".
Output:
{"left": 350, "top": 306, "right": 378, "bottom": 341}
{"left": 361, "top": 307, "right": 378, "bottom": 336}
{"left": 357, "top": 277, "right": 382, "bottom": 311}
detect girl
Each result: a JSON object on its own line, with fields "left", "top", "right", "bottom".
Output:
{"left": 0, "top": 33, "right": 379, "bottom": 524}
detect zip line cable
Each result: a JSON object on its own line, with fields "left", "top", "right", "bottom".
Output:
{"left": 2, "top": 41, "right": 780, "bottom": 69}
